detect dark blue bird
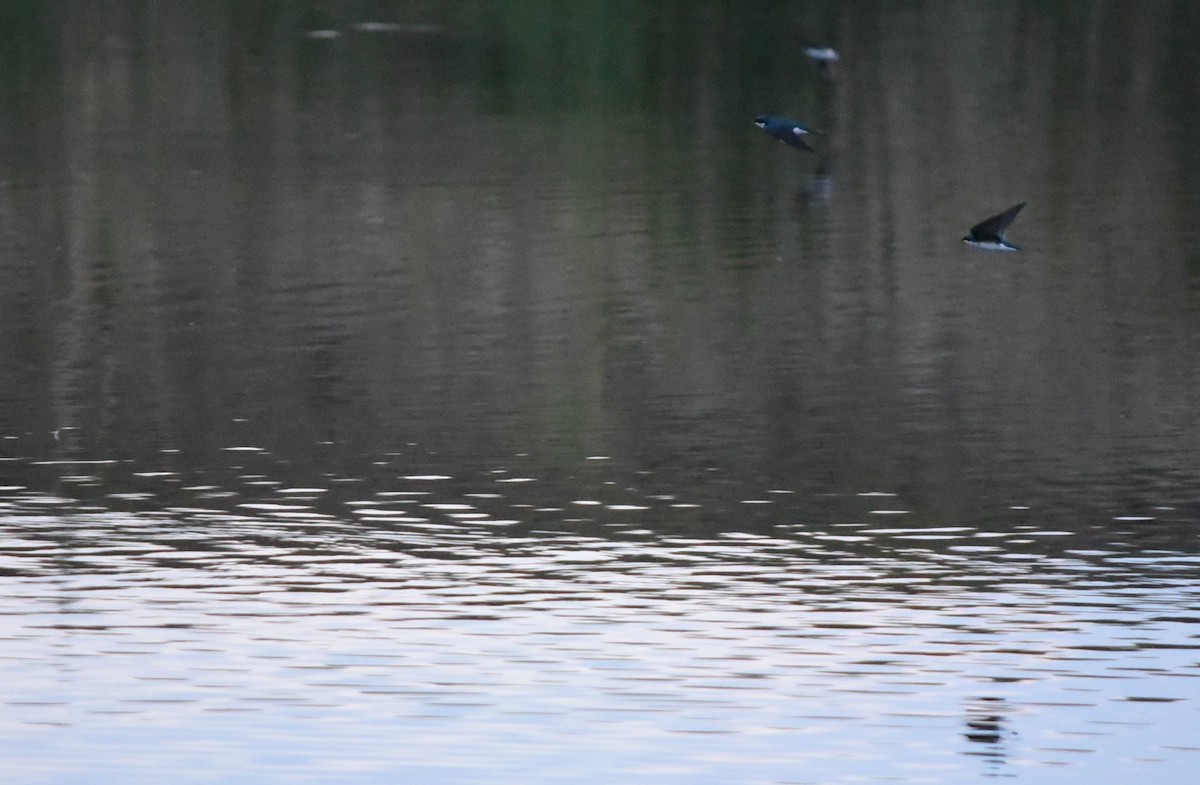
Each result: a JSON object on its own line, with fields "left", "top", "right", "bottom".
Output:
{"left": 754, "top": 115, "right": 817, "bottom": 152}
{"left": 962, "top": 202, "right": 1026, "bottom": 251}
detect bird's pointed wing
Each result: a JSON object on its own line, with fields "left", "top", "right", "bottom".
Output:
{"left": 780, "top": 127, "right": 814, "bottom": 151}
{"left": 970, "top": 202, "right": 1026, "bottom": 237}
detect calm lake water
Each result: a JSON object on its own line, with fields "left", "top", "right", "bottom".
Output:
{"left": 3, "top": 2, "right": 1200, "bottom": 783}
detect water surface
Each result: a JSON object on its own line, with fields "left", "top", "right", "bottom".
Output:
{"left": 2, "top": 2, "right": 1200, "bottom": 783}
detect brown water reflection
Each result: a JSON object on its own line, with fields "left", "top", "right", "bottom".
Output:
{"left": 2, "top": 1, "right": 1200, "bottom": 783}
{"left": 1, "top": 2, "right": 1197, "bottom": 504}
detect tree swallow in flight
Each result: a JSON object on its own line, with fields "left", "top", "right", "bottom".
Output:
{"left": 803, "top": 45, "right": 840, "bottom": 64}
{"left": 799, "top": 40, "right": 840, "bottom": 78}
{"left": 962, "top": 202, "right": 1026, "bottom": 251}
{"left": 754, "top": 115, "right": 817, "bottom": 152}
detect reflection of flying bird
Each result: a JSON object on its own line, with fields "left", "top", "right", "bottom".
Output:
{"left": 754, "top": 115, "right": 818, "bottom": 152}
{"left": 965, "top": 713, "right": 1005, "bottom": 744}
{"left": 963, "top": 696, "right": 1012, "bottom": 769}
{"left": 962, "top": 202, "right": 1026, "bottom": 251}
{"left": 797, "top": 153, "right": 835, "bottom": 206}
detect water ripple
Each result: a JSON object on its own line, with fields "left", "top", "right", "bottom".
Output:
{"left": 2, "top": 464, "right": 1200, "bottom": 784}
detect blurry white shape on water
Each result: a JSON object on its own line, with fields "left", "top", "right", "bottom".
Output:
{"left": 542, "top": 550, "right": 614, "bottom": 563}
{"left": 352, "top": 21, "right": 444, "bottom": 35}
{"left": 222, "top": 446, "right": 264, "bottom": 452}
{"left": 306, "top": 29, "right": 340, "bottom": 39}
{"left": 606, "top": 504, "right": 648, "bottom": 511}
{"left": 872, "top": 526, "right": 972, "bottom": 534}
{"left": 402, "top": 474, "right": 452, "bottom": 481}
{"left": 869, "top": 509, "right": 911, "bottom": 515}
{"left": 239, "top": 503, "right": 310, "bottom": 511}
{"left": 804, "top": 46, "right": 840, "bottom": 62}
{"left": 264, "top": 511, "right": 338, "bottom": 520}
{"left": 1113, "top": 516, "right": 1156, "bottom": 521}
{"left": 31, "top": 459, "right": 119, "bottom": 465}
{"left": 572, "top": 500, "right": 602, "bottom": 506}
{"left": 353, "top": 508, "right": 426, "bottom": 518}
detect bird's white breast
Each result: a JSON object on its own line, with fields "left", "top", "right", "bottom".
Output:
{"left": 964, "top": 239, "right": 1017, "bottom": 252}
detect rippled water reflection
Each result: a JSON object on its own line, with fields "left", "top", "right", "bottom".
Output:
{"left": 4, "top": 1, "right": 1200, "bottom": 782}
{"left": 3, "top": 449, "right": 1200, "bottom": 784}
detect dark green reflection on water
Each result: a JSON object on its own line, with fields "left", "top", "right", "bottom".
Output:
{"left": 1, "top": 1, "right": 1200, "bottom": 524}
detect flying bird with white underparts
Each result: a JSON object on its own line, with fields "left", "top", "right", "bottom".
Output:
{"left": 962, "top": 202, "right": 1026, "bottom": 251}
{"left": 754, "top": 115, "right": 819, "bottom": 152}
